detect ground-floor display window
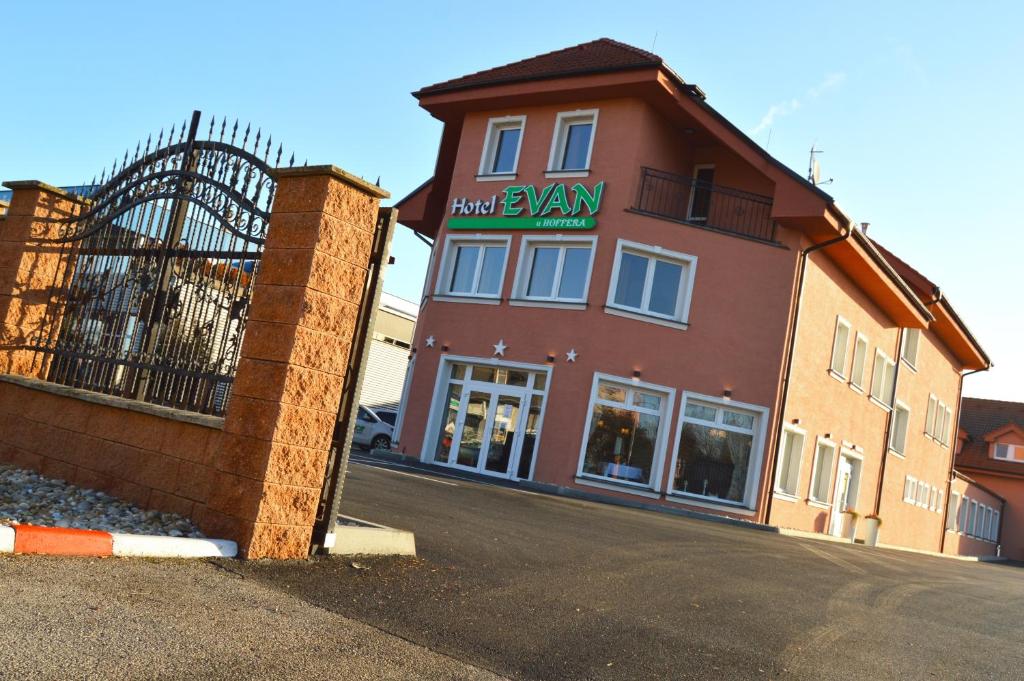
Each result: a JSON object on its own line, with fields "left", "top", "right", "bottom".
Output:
{"left": 425, "top": 358, "right": 548, "bottom": 480}
{"left": 669, "top": 394, "right": 768, "bottom": 508}
{"left": 577, "top": 375, "right": 674, "bottom": 488}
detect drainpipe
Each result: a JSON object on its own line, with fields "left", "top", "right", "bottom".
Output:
{"left": 872, "top": 327, "right": 905, "bottom": 518}
{"left": 763, "top": 226, "right": 851, "bottom": 524}
{"left": 939, "top": 364, "right": 991, "bottom": 553}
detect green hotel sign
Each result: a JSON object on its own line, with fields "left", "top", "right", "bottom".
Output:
{"left": 448, "top": 181, "right": 604, "bottom": 231}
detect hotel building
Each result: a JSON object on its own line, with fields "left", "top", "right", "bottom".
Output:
{"left": 392, "top": 39, "right": 990, "bottom": 550}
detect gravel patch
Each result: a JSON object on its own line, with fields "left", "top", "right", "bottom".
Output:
{"left": 0, "top": 464, "right": 202, "bottom": 537}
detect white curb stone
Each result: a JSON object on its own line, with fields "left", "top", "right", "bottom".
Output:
{"left": 0, "top": 525, "right": 13, "bottom": 554}
{"left": 111, "top": 533, "right": 237, "bottom": 558}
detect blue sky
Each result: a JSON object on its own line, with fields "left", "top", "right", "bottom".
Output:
{"left": 1, "top": 1, "right": 1021, "bottom": 399}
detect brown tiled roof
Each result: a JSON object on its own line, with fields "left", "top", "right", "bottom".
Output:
{"left": 871, "top": 241, "right": 938, "bottom": 301}
{"left": 957, "top": 397, "right": 1024, "bottom": 477}
{"left": 414, "top": 38, "right": 663, "bottom": 97}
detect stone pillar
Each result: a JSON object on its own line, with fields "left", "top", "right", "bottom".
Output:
{"left": 0, "top": 182, "right": 83, "bottom": 379}
{"left": 200, "top": 166, "right": 388, "bottom": 559}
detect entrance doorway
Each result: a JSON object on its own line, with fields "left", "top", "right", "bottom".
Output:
{"left": 829, "top": 451, "right": 862, "bottom": 537}
{"left": 427, "top": 359, "right": 548, "bottom": 480}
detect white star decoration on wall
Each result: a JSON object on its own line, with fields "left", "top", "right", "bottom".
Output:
{"left": 493, "top": 339, "right": 507, "bottom": 357}
{"left": 425, "top": 335, "right": 436, "bottom": 348}
{"left": 566, "top": 349, "right": 578, "bottom": 363}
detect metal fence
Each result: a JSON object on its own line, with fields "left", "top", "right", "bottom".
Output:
{"left": 28, "top": 111, "right": 293, "bottom": 416}
{"left": 633, "top": 167, "right": 777, "bottom": 243}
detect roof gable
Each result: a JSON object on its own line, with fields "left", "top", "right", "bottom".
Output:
{"left": 414, "top": 38, "right": 662, "bottom": 97}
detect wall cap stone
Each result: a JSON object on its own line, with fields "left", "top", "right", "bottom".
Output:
{"left": 274, "top": 165, "right": 390, "bottom": 200}
{"left": 0, "top": 374, "right": 225, "bottom": 429}
{"left": 1, "top": 180, "right": 90, "bottom": 203}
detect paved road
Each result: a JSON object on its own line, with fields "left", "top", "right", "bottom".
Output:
{"left": 0, "top": 554, "right": 503, "bottom": 680}
{"left": 240, "top": 458, "right": 1024, "bottom": 681}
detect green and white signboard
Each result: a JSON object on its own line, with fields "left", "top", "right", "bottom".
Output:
{"left": 448, "top": 181, "right": 604, "bottom": 230}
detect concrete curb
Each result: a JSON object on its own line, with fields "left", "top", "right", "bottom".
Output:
{"left": 0, "top": 524, "right": 237, "bottom": 558}
{"left": 327, "top": 515, "right": 417, "bottom": 557}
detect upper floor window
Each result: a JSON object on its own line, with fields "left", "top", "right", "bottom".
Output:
{"left": 606, "top": 240, "right": 697, "bottom": 326}
{"left": 436, "top": 235, "right": 510, "bottom": 299}
{"left": 850, "top": 333, "right": 869, "bottom": 390}
{"left": 548, "top": 110, "right": 598, "bottom": 174}
{"left": 479, "top": 116, "right": 525, "bottom": 178}
{"left": 924, "top": 394, "right": 952, "bottom": 445}
{"left": 869, "top": 350, "right": 896, "bottom": 408}
{"left": 775, "top": 426, "right": 806, "bottom": 497}
{"left": 889, "top": 402, "right": 911, "bottom": 455}
{"left": 901, "top": 328, "right": 921, "bottom": 368}
{"left": 994, "top": 443, "right": 1021, "bottom": 462}
{"left": 829, "top": 317, "right": 852, "bottom": 378}
{"left": 513, "top": 236, "right": 595, "bottom": 305}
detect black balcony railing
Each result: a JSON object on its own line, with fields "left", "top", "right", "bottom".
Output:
{"left": 633, "top": 167, "right": 777, "bottom": 243}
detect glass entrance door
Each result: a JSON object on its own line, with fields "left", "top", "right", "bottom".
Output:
{"left": 447, "top": 387, "right": 527, "bottom": 478}
{"left": 484, "top": 394, "right": 522, "bottom": 475}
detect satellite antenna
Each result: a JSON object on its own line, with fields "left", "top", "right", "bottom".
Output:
{"left": 808, "top": 144, "right": 833, "bottom": 186}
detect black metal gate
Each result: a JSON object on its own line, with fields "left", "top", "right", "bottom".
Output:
{"left": 29, "top": 111, "right": 291, "bottom": 416}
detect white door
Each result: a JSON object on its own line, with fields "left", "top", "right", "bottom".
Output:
{"left": 829, "top": 457, "right": 854, "bottom": 537}
{"left": 447, "top": 385, "right": 527, "bottom": 479}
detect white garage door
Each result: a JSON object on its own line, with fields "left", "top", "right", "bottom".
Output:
{"left": 359, "top": 339, "right": 410, "bottom": 411}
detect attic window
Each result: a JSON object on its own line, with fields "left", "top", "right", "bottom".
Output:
{"left": 994, "top": 443, "right": 1021, "bottom": 462}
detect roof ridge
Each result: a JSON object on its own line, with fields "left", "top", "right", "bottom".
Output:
{"left": 963, "top": 396, "right": 1024, "bottom": 407}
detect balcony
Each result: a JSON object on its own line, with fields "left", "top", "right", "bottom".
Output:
{"left": 632, "top": 167, "right": 777, "bottom": 243}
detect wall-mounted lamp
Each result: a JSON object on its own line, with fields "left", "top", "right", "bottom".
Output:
{"left": 632, "top": 369, "right": 642, "bottom": 379}
{"left": 723, "top": 389, "right": 733, "bottom": 398}
{"left": 824, "top": 433, "right": 832, "bottom": 440}
{"left": 791, "top": 418, "right": 801, "bottom": 425}
{"left": 441, "top": 344, "right": 449, "bottom": 352}
{"left": 546, "top": 354, "right": 556, "bottom": 363}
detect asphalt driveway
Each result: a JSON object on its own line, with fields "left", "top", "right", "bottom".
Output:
{"left": 240, "top": 457, "right": 1024, "bottom": 681}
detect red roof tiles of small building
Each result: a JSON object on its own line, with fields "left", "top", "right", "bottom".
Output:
{"left": 414, "top": 38, "right": 664, "bottom": 97}
{"left": 957, "top": 397, "right": 1024, "bottom": 477}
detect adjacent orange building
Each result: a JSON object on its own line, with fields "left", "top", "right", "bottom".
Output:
{"left": 392, "top": 39, "right": 991, "bottom": 552}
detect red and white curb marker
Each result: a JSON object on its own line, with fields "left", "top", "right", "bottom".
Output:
{"left": 0, "top": 524, "right": 237, "bottom": 558}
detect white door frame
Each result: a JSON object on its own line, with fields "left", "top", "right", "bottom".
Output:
{"left": 829, "top": 449, "right": 863, "bottom": 537}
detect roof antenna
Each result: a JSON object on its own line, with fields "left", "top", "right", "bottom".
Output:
{"left": 808, "top": 143, "right": 834, "bottom": 186}
{"left": 651, "top": 31, "right": 658, "bottom": 51}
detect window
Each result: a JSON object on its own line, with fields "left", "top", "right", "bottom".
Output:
{"left": 936, "top": 488, "right": 943, "bottom": 514}
{"left": 437, "top": 236, "right": 510, "bottom": 299}
{"left": 929, "top": 486, "right": 938, "bottom": 512}
{"left": 903, "top": 476, "right": 918, "bottom": 503}
{"left": 578, "top": 376, "right": 671, "bottom": 488}
{"left": 901, "top": 328, "right": 921, "bottom": 368}
{"left": 775, "top": 427, "right": 805, "bottom": 497}
{"left": 969, "top": 500, "right": 979, "bottom": 536}
{"left": 889, "top": 402, "right": 911, "bottom": 455}
{"left": 870, "top": 350, "right": 896, "bottom": 407}
{"left": 984, "top": 507, "right": 993, "bottom": 540}
{"left": 994, "top": 443, "right": 1020, "bottom": 461}
{"left": 606, "top": 240, "right": 697, "bottom": 325}
{"left": 513, "top": 236, "right": 595, "bottom": 304}
{"left": 479, "top": 116, "right": 525, "bottom": 177}
{"left": 809, "top": 439, "right": 837, "bottom": 503}
{"left": 958, "top": 496, "right": 970, "bottom": 532}
{"left": 946, "top": 492, "right": 960, "bottom": 530}
{"left": 671, "top": 395, "right": 765, "bottom": 507}
{"left": 993, "top": 511, "right": 1001, "bottom": 542}
{"left": 850, "top": 334, "right": 869, "bottom": 390}
{"left": 687, "top": 165, "right": 715, "bottom": 222}
{"left": 939, "top": 405, "right": 953, "bottom": 445}
{"left": 548, "top": 110, "right": 598, "bottom": 173}
{"left": 925, "top": 395, "right": 937, "bottom": 438}
{"left": 830, "top": 317, "right": 852, "bottom": 378}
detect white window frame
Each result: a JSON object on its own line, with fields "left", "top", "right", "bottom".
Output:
{"left": 993, "top": 442, "right": 1020, "bottom": 462}
{"left": 511, "top": 235, "right": 597, "bottom": 307}
{"left": 993, "top": 510, "right": 1001, "bottom": 542}
{"left": 984, "top": 506, "right": 993, "bottom": 540}
{"left": 925, "top": 394, "right": 938, "bottom": 439}
{"left": 969, "top": 500, "right": 979, "bottom": 536}
{"left": 946, "top": 491, "right": 960, "bottom": 530}
{"left": 900, "top": 328, "right": 921, "bottom": 370}
{"left": 666, "top": 391, "right": 770, "bottom": 511}
{"left": 774, "top": 424, "right": 806, "bottom": 499}
{"left": 849, "top": 333, "right": 869, "bottom": 392}
{"left": 869, "top": 349, "right": 896, "bottom": 409}
{"left": 829, "top": 316, "right": 852, "bottom": 380}
{"left": 958, "top": 496, "right": 970, "bottom": 533}
{"left": 808, "top": 437, "right": 837, "bottom": 506}
{"left": 903, "top": 475, "right": 918, "bottom": 503}
{"left": 575, "top": 372, "right": 675, "bottom": 492}
{"left": 434, "top": 234, "right": 512, "bottom": 301}
{"left": 605, "top": 239, "right": 698, "bottom": 328}
{"left": 889, "top": 401, "right": 911, "bottom": 457}
{"left": 546, "top": 109, "right": 599, "bottom": 177}
{"left": 940, "top": 405, "right": 953, "bottom": 446}
{"left": 477, "top": 115, "right": 526, "bottom": 180}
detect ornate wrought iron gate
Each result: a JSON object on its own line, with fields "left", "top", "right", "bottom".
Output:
{"left": 29, "top": 111, "right": 290, "bottom": 416}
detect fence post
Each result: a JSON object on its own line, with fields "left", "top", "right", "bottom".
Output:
{"left": 200, "top": 165, "right": 388, "bottom": 559}
{"left": 0, "top": 182, "right": 82, "bottom": 379}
